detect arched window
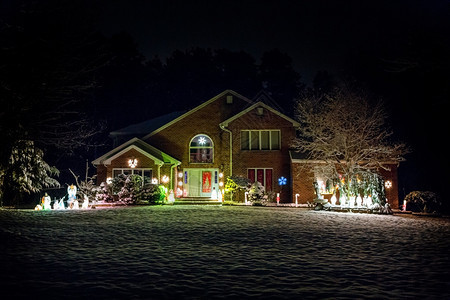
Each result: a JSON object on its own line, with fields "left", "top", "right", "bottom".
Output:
{"left": 190, "top": 134, "right": 213, "bottom": 163}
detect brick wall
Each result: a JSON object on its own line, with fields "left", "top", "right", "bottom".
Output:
{"left": 291, "top": 163, "right": 316, "bottom": 204}
{"left": 227, "top": 107, "right": 297, "bottom": 202}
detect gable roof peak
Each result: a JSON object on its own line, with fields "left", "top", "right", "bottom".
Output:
{"left": 252, "top": 90, "right": 285, "bottom": 113}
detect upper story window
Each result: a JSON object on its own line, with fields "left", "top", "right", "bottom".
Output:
{"left": 241, "top": 130, "right": 280, "bottom": 150}
{"left": 190, "top": 134, "right": 213, "bottom": 163}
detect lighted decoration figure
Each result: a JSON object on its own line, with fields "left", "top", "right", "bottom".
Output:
{"left": 330, "top": 194, "right": 337, "bottom": 206}
{"left": 168, "top": 189, "right": 175, "bottom": 202}
{"left": 67, "top": 184, "right": 77, "bottom": 208}
{"left": 356, "top": 195, "right": 362, "bottom": 207}
{"left": 82, "top": 195, "right": 89, "bottom": 209}
{"left": 218, "top": 189, "right": 223, "bottom": 202}
{"left": 152, "top": 178, "right": 158, "bottom": 184}
{"left": 58, "top": 198, "right": 65, "bottom": 210}
{"left": 42, "top": 193, "right": 52, "bottom": 210}
{"left": 198, "top": 136, "right": 207, "bottom": 145}
{"left": 73, "top": 198, "right": 79, "bottom": 209}
{"left": 340, "top": 194, "right": 347, "bottom": 208}
{"left": 211, "top": 187, "right": 218, "bottom": 200}
{"left": 53, "top": 199, "right": 59, "bottom": 210}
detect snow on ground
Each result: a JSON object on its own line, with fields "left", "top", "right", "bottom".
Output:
{"left": 1, "top": 206, "right": 449, "bottom": 299}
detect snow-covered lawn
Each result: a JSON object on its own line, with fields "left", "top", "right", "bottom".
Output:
{"left": 1, "top": 206, "right": 449, "bottom": 299}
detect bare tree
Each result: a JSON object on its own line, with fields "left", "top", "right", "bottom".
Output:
{"left": 292, "top": 87, "right": 409, "bottom": 202}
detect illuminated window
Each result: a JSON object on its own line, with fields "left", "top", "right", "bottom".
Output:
{"left": 241, "top": 130, "right": 280, "bottom": 150}
{"left": 190, "top": 134, "right": 213, "bottom": 163}
{"left": 247, "top": 168, "right": 273, "bottom": 191}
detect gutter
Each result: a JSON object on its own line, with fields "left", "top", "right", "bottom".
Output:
{"left": 219, "top": 125, "right": 233, "bottom": 176}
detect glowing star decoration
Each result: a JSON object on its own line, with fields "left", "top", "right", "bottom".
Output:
{"left": 162, "top": 175, "right": 169, "bottom": 184}
{"left": 152, "top": 178, "right": 158, "bottom": 184}
{"left": 278, "top": 176, "right": 287, "bottom": 186}
{"left": 198, "top": 136, "right": 207, "bottom": 145}
{"left": 128, "top": 158, "right": 138, "bottom": 168}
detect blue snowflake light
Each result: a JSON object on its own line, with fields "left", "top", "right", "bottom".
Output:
{"left": 278, "top": 176, "right": 287, "bottom": 186}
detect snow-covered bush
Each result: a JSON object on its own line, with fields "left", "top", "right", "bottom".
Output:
{"left": 404, "top": 191, "right": 441, "bottom": 213}
{"left": 98, "top": 175, "right": 165, "bottom": 205}
{"left": 136, "top": 183, "right": 163, "bottom": 204}
{"left": 96, "top": 182, "right": 114, "bottom": 202}
{"left": 117, "top": 174, "right": 143, "bottom": 204}
{"left": 248, "top": 181, "right": 266, "bottom": 205}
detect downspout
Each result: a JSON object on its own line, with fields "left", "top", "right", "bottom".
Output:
{"left": 219, "top": 124, "right": 232, "bottom": 176}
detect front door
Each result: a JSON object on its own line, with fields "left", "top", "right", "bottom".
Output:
{"left": 184, "top": 168, "right": 219, "bottom": 198}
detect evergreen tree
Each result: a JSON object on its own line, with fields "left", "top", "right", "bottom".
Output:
{"left": 0, "top": 140, "right": 59, "bottom": 206}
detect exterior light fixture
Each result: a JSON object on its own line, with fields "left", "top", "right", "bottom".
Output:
{"left": 128, "top": 158, "right": 138, "bottom": 168}
{"left": 106, "top": 177, "right": 112, "bottom": 184}
{"left": 385, "top": 180, "right": 392, "bottom": 189}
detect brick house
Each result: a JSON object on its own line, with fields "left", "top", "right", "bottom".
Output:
{"left": 92, "top": 89, "right": 400, "bottom": 207}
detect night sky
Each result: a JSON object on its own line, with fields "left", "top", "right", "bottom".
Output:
{"left": 1, "top": 0, "right": 449, "bottom": 204}
{"left": 98, "top": 0, "right": 447, "bottom": 82}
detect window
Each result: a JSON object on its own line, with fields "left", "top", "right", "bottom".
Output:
{"left": 113, "top": 168, "right": 153, "bottom": 185}
{"left": 241, "top": 130, "right": 281, "bottom": 150}
{"left": 248, "top": 168, "right": 273, "bottom": 191}
{"left": 190, "top": 134, "right": 213, "bottom": 163}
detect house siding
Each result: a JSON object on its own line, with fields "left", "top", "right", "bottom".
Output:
{"left": 226, "top": 107, "right": 297, "bottom": 202}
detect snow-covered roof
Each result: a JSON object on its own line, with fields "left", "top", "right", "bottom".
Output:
{"left": 109, "top": 111, "right": 186, "bottom": 138}
{"left": 92, "top": 137, "right": 181, "bottom": 166}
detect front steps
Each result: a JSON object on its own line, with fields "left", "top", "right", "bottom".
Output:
{"left": 174, "top": 197, "right": 223, "bottom": 205}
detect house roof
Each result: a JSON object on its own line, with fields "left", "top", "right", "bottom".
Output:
{"left": 252, "top": 90, "right": 286, "bottom": 114}
{"left": 92, "top": 137, "right": 181, "bottom": 166}
{"left": 219, "top": 101, "right": 300, "bottom": 128}
{"left": 142, "top": 89, "right": 253, "bottom": 139}
{"left": 109, "top": 111, "right": 186, "bottom": 138}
